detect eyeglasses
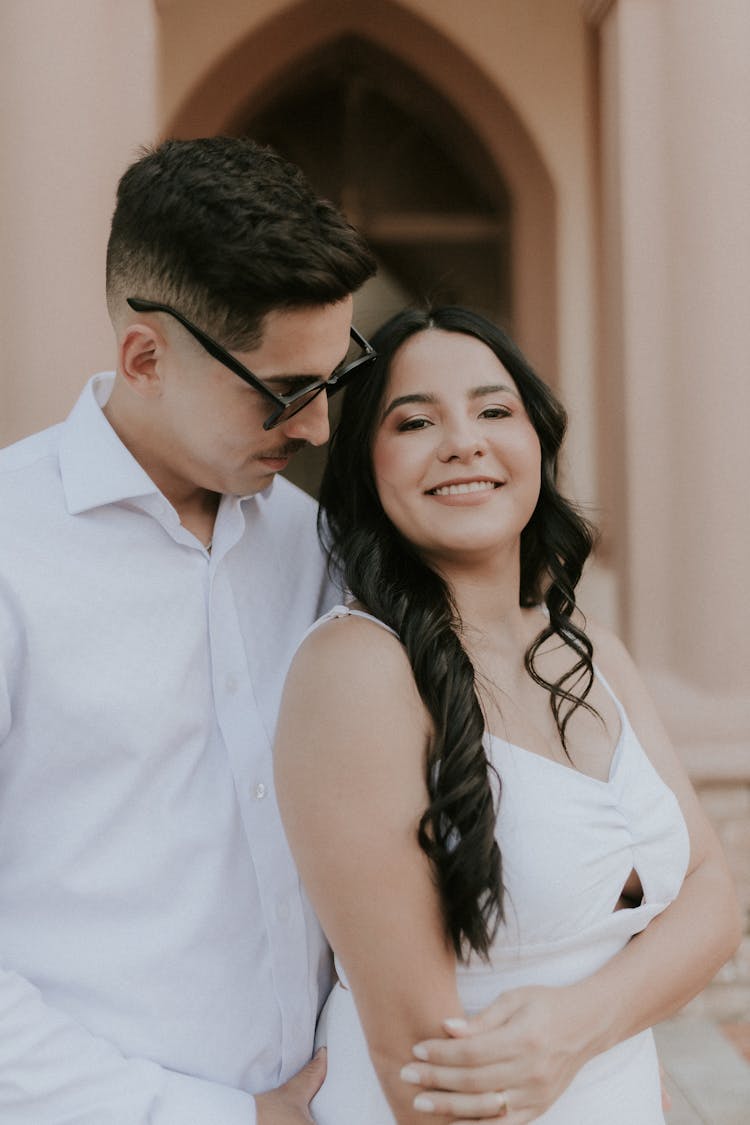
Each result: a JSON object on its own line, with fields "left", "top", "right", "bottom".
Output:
{"left": 126, "top": 297, "right": 377, "bottom": 430}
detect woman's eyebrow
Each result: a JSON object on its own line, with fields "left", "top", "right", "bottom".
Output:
{"left": 381, "top": 392, "right": 438, "bottom": 420}
{"left": 470, "top": 383, "right": 518, "bottom": 398}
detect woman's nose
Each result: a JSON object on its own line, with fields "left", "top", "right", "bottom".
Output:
{"left": 437, "top": 419, "right": 487, "bottom": 462}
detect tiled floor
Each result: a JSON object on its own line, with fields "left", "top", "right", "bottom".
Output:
{"left": 655, "top": 1017, "right": 750, "bottom": 1124}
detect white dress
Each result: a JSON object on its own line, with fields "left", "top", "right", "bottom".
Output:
{"left": 307, "top": 607, "right": 690, "bottom": 1125}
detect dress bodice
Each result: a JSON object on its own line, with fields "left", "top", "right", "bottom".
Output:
{"left": 458, "top": 711, "right": 689, "bottom": 1010}
{"left": 306, "top": 605, "right": 689, "bottom": 1003}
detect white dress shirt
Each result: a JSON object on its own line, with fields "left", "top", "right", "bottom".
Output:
{"left": 0, "top": 374, "right": 336, "bottom": 1123}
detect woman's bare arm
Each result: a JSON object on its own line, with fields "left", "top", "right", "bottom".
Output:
{"left": 274, "top": 615, "right": 466, "bottom": 1125}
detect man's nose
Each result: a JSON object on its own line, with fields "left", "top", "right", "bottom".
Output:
{"left": 282, "top": 389, "right": 331, "bottom": 448}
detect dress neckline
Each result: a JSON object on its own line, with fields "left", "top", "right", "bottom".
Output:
{"left": 487, "top": 721, "right": 626, "bottom": 787}
{"left": 327, "top": 603, "right": 627, "bottom": 786}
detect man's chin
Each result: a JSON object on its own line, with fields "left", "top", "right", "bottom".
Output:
{"left": 226, "top": 465, "right": 284, "bottom": 498}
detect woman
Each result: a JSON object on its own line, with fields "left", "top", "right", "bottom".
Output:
{"left": 274, "top": 308, "right": 739, "bottom": 1123}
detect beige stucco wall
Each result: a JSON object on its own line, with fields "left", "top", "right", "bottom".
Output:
{"left": 0, "top": 0, "right": 158, "bottom": 447}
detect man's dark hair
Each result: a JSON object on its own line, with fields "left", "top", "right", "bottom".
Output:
{"left": 106, "top": 136, "right": 376, "bottom": 348}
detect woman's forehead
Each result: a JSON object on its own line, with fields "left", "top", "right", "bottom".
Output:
{"left": 388, "top": 328, "right": 517, "bottom": 393}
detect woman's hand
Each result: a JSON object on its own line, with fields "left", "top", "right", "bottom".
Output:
{"left": 400, "top": 984, "right": 593, "bottom": 1123}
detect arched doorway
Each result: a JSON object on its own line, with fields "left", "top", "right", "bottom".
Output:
{"left": 241, "top": 38, "right": 512, "bottom": 332}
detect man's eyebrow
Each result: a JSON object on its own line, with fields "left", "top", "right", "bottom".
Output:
{"left": 262, "top": 374, "right": 319, "bottom": 392}
{"left": 261, "top": 350, "right": 350, "bottom": 393}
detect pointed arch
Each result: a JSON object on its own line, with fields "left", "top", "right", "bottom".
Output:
{"left": 165, "top": 0, "right": 557, "bottom": 377}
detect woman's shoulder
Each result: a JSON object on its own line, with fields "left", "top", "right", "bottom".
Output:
{"left": 584, "top": 615, "right": 637, "bottom": 677}
{"left": 287, "top": 603, "right": 426, "bottom": 734}
{"left": 297, "top": 603, "right": 404, "bottom": 668}
{"left": 277, "top": 604, "right": 430, "bottom": 790}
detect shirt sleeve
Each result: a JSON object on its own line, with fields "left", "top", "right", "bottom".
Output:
{"left": 0, "top": 969, "right": 257, "bottom": 1124}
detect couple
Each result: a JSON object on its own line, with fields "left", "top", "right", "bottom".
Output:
{"left": 0, "top": 136, "right": 738, "bottom": 1123}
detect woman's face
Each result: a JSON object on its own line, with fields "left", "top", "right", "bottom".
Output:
{"left": 370, "top": 328, "right": 542, "bottom": 571}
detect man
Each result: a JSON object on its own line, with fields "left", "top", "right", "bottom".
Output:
{"left": 1, "top": 135, "right": 540, "bottom": 1125}
{"left": 0, "top": 136, "right": 376, "bottom": 1122}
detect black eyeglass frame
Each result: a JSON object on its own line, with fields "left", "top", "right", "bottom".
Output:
{"left": 126, "top": 296, "right": 376, "bottom": 430}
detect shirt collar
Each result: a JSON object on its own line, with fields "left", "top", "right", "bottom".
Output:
{"left": 59, "top": 372, "right": 276, "bottom": 518}
{"left": 59, "top": 373, "right": 162, "bottom": 515}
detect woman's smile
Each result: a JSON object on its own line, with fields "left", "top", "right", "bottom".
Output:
{"left": 426, "top": 477, "right": 504, "bottom": 500}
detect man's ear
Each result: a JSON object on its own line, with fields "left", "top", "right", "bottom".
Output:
{"left": 119, "top": 322, "right": 167, "bottom": 398}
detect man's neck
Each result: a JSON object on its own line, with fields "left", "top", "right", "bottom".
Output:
{"left": 103, "top": 382, "right": 220, "bottom": 548}
{"left": 173, "top": 489, "right": 221, "bottom": 548}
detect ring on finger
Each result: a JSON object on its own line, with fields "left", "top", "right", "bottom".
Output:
{"left": 495, "top": 1090, "right": 509, "bottom": 1117}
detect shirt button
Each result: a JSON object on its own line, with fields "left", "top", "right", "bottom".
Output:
{"left": 253, "top": 782, "right": 267, "bottom": 801}
{"left": 226, "top": 675, "right": 238, "bottom": 695}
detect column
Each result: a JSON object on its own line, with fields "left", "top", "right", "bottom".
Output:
{"left": 596, "top": 0, "right": 750, "bottom": 758}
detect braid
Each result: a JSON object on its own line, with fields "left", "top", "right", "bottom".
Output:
{"left": 330, "top": 513, "right": 503, "bottom": 961}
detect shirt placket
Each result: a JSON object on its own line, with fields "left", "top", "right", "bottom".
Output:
{"left": 208, "top": 548, "right": 313, "bottom": 1081}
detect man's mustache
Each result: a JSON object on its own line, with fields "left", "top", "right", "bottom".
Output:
{"left": 257, "top": 441, "right": 307, "bottom": 459}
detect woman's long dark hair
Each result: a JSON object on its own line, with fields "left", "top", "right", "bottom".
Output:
{"left": 319, "top": 307, "right": 597, "bottom": 960}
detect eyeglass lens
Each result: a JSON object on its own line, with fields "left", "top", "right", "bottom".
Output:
{"left": 266, "top": 338, "right": 374, "bottom": 428}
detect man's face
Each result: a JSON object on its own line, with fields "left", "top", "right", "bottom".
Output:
{"left": 145, "top": 297, "right": 354, "bottom": 500}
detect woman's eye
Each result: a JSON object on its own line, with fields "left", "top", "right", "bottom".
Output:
{"left": 480, "top": 405, "right": 512, "bottom": 419}
{"left": 397, "top": 417, "right": 432, "bottom": 432}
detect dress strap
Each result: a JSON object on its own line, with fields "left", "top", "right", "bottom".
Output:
{"left": 539, "top": 601, "right": 630, "bottom": 735}
{"left": 589, "top": 665, "right": 632, "bottom": 767}
{"left": 299, "top": 604, "right": 400, "bottom": 646}
{"left": 591, "top": 665, "right": 626, "bottom": 720}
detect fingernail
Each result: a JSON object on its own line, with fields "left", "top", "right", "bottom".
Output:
{"left": 413, "top": 1094, "right": 435, "bottom": 1112}
{"left": 412, "top": 1043, "right": 429, "bottom": 1060}
{"left": 443, "top": 1017, "right": 468, "bottom": 1032}
{"left": 400, "top": 1065, "right": 421, "bottom": 1084}
{"left": 314, "top": 1046, "right": 327, "bottom": 1059}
